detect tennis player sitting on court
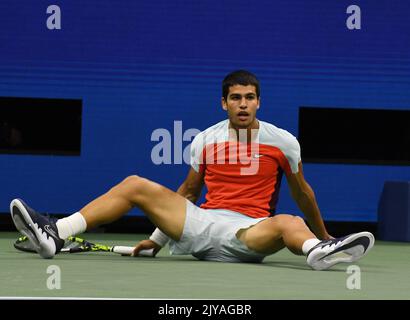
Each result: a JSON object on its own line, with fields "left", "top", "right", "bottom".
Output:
{"left": 10, "top": 70, "right": 374, "bottom": 270}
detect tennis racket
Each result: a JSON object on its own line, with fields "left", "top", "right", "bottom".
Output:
{"left": 14, "top": 235, "right": 154, "bottom": 257}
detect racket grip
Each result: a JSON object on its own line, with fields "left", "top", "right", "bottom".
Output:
{"left": 111, "top": 246, "right": 134, "bottom": 255}
{"left": 111, "top": 246, "right": 154, "bottom": 257}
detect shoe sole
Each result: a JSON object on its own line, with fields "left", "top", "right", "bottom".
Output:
{"left": 10, "top": 199, "right": 55, "bottom": 259}
{"left": 307, "top": 231, "right": 375, "bottom": 271}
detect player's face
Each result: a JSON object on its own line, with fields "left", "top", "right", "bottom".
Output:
{"left": 222, "top": 85, "right": 260, "bottom": 129}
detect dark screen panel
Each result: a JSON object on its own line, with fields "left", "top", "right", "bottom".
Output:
{"left": 298, "top": 107, "right": 410, "bottom": 165}
{"left": 0, "top": 97, "right": 82, "bottom": 155}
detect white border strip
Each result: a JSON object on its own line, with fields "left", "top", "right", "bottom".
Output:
{"left": 0, "top": 297, "right": 148, "bottom": 300}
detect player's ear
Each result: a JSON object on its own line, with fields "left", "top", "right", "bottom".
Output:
{"left": 221, "top": 97, "right": 228, "bottom": 111}
{"left": 256, "top": 97, "right": 260, "bottom": 109}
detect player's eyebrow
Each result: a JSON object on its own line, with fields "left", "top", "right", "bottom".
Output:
{"left": 229, "top": 93, "right": 256, "bottom": 98}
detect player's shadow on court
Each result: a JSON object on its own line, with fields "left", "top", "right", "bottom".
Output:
{"left": 258, "top": 261, "right": 345, "bottom": 272}
{"left": 151, "top": 256, "right": 346, "bottom": 272}
{"left": 130, "top": 256, "right": 346, "bottom": 272}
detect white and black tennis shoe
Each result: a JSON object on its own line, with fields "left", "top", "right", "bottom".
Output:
{"left": 306, "top": 232, "right": 375, "bottom": 271}
{"left": 10, "top": 199, "right": 64, "bottom": 259}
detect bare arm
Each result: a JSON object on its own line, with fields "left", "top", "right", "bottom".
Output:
{"left": 285, "top": 162, "right": 331, "bottom": 240}
{"left": 176, "top": 167, "right": 205, "bottom": 203}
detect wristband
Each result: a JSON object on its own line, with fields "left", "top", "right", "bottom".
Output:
{"left": 149, "top": 228, "right": 170, "bottom": 247}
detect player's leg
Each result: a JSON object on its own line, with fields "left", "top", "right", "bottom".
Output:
{"left": 79, "top": 175, "right": 186, "bottom": 240}
{"left": 236, "top": 214, "right": 314, "bottom": 255}
{"left": 10, "top": 175, "right": 187, "bottom": 258}
{"left": 236, "top": 214, "right": 375, "bottom": 270}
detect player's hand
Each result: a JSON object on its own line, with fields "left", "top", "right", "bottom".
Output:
{"left": 131, "top": 239, "right": 162, "bottom": 257}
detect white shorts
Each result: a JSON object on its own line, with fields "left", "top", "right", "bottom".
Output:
{"left": 168, "top": 200, "right": 269, "bottom": 263}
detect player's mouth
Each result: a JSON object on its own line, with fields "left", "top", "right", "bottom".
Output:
{"left": 237, "top": 111, "right": 250, "bottom": 121}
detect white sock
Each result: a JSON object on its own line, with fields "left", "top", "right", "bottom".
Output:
{"left": 302, "top": 238, "right": 321, "bottom": 255}
{"left": 56, "top": 212, "right": 87, "bottom": 240}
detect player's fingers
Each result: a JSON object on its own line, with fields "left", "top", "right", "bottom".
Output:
{"left": 131, "top": 244, "right": 144, "bottom": 257}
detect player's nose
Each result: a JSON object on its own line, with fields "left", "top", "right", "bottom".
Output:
{"left": 239, "top": 98, "right": 248, "bottom": 109}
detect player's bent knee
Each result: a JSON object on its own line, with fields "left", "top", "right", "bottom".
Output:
{"left": 290, "top": 215, "right": 307, "bottom": 228}
{"left": 293, "top": 216, "right": 305, "bottom": 224}
{"left": 111, "top": 175, "right": 147, "bottom": 198}
{"left": 286, "top": 216, "right": 308, "bottom": 232}
{"left": 120, "top": 175, "right": 168, "bottom": 206}
{"left": 122, "top": 175, "right": 141, "bottom": 184}
{"left": 271, "top": 214, "right": 306, "bottom": 232}
{"left": 271, "top": 214, "right": 295, "bottom": 227}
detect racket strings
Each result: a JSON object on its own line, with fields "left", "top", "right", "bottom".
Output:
{"left": 68, "top": 236, "right": 112, "bottom": 252}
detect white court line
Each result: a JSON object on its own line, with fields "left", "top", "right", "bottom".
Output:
{"left": 0, "top": 296, "right": 216, "bottom": 300}
{"left": 0, "top": 296, "right": 149, "bottom": 300}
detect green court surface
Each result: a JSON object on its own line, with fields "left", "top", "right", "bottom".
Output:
{"left": 1, "top": 232, "right": 409, "bottom": 300}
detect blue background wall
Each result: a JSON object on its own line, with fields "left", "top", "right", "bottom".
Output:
{"left": 0, "top": 0, "right": 409, "bottom": 221}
